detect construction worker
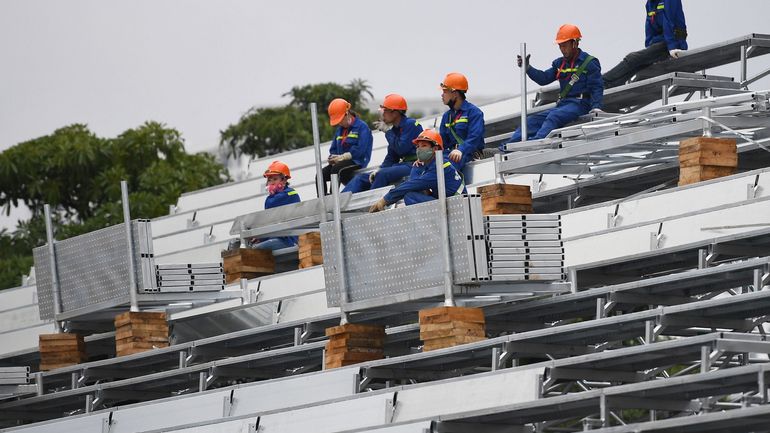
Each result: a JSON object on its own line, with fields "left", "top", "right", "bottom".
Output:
{"left": 249, "top": 161, "right": 301, "bottom": 250}
{"left": 503, "top": 24, "right": 603, "bottom": 147}
{"left": 369, "top": 129, "right": 466, "bottom": 212}
{"left": 321, "top": 98, "right": 373, "bottom": 195}
{"left": 439, "top": 72, "right": 485, "bottom": 170}
{"left": 603, "top": 0, "right": 687, "bottom": 89}
{"left": 343, "top": 94, "right": 423, "bottom": 194}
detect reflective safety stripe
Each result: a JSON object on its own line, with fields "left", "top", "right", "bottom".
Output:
{"left": 414, "top": 121, "right": 421, "bottom": 126}
{"left": 557, "top": 67, "right": 580, "bottom": 74}
{"left": 442, "top": 162, "right": 466, "bottom": 195}
{"left": 287, "top": 190, "right": 298, "bottom": 196}
{"left": 347, "top": 133, "right": 359, "bottom": 139}
{"left": 657, "top": 3, "right": 665, "bottom": 9}
{"left": 336, "top": 133, "right": 359, "bottom": 141}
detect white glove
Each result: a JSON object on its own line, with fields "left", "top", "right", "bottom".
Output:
{"left": 338, "top": 152, "right": 352, "bottom": 162}
{"left": 669, "top": 49, "right": 685, "bottom": 59}
{"left": 589, "top": 108, "right": 604, "bottom": 115}
{"left": 368, "top": 198, "right": 388, "bottom": 213}
{"left": 368, "top": 171, "right": 378, "bottom": 183}
{"left": 448, "top": 149, "right": 463, "bottom": 163}
{"left": 373, "top": 120, "right": 391, "bottom": 132}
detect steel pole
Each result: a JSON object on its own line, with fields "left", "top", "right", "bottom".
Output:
{"left": 331, "top": 174, "right": 350, "bottom": 324}
{"left": 494, "top": 153, "right": 506, "bottom": 184}
{"left": 121, "top": 181, "right": 139, "bottom": 312}
{"left": 43, "top": 204, "right": 62, "bottom": 332}
{"left": 435, "top": 151, "right": 455, "bottom": 307}
{"left": 520, "top": 42, "right": 529, "bottom": 142}
{"left": 740, "top": 45, "right": 748, "bottom": 84}
{"left": 310, "top": 103, "right": 328, "bottom": 223}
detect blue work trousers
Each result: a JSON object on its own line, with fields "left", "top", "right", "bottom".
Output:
{"left": 505, "top": 100, "right": 590, "bottom": 145}
{"left": 342, "top": 163, "right": 413, "bottom": 194}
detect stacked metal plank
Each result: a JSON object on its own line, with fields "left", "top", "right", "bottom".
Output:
{"left": 485, "top": 214, "right": 565, "bottom": 281}
{"left": 154, "top": 263, "right": 225, "bottom": 293}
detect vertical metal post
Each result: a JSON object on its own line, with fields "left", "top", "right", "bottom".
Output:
{"left": 198, "top": 371, "right": 207, "bottom": 392}
{"left": 311, "top": 103, "right": 328, "bottom": 223}
{"left": 121, "top": 181, "right": 140, "bottom": 312}
{"left": 435, "top": 150, "right": 455, "bottom": 307}
{"left": 740, "top": 45, "right": 748, "bottom": 83}
{"left": 331, "top": 174, "right": 351, "bottom": 324}
{"left": 34, "top": 372, "right": 44, "bottom": 396}
{"left": 520, "top": 43, "right": 529, "bottom": 142}
{"left": 494, "top": 153, "right": 506, "bottom": 184}
{"left": 595, "top": 298, "right": 605, "bottom": 320}
{"left": 178, "top": 351, "right": 187, "bottom": 369}
{"left": 599, "top": 394, "right": 608, "bottom": 427}
{"left": 702, "top": 106, "right": 713, "bottom": 138}
{"left": 44, "top": 204, "right": 63, "bottom": 332}
{"left": 645, "top": 320, "right": 654, "bottom": 344}
{"left": 85, "top": 394, "right": 93, "bottom": 413}
{"left": 661, "top": 84, "right": 669, "bottom": 106}
{"left": 491, "top": 347, "right": 500, "bottom": 372}
{"left": 701, "top": 346, "right": 711, "bottom": 373}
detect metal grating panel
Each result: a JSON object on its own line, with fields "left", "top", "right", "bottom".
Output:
{"left": 34, "top": 221, "right": 152, "bottom": 320}
{"left": 323, "top": 196, "right": 477, "bottom": 308}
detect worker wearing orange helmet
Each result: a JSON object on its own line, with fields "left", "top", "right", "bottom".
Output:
{"left": 504, "top": 24, "right": 603, "bottom": 146}
{"left": 344, "top": 94, "right": 423, "bottom": 194}
{"left": 439, "top": 72, "right": 485, "bottom": 170}
{"left": 369, "top": 129, "right": 466, "bottom": 212}
{"left": 603, "top": 0, "right": 687, "bottom": 88}
{"left": 321, "top": 98, "right": 373, "bottom": 195}
{"left": 248, "top": 161, "right": 301, "bottom": 250}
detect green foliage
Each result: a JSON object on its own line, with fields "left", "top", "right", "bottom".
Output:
{"left": 0, "top": 121, "right": 229, "bottom": 290}
{"left": 220, "top": 79, "right": 379, "bottom": 159}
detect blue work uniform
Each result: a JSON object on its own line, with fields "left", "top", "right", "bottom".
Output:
{"left": 646, "top": 0, "right": 687, "bottom": 50}
{"left": 329, "top": 117, "right": 374, "bottom": 168}
{"left": 383, "top": 153, "right": 466, "bottom": 206}
{"left": 252, "top": 187, "right": 301, "bottom": 250}
{"left": 505, "top": 50, "right": 602, "bottom": 146}
{"left": 343, "top": 118, "right": 423, "bottom": 194}
{"left": 439, "top": 100, "right": 485, "bottom": 170}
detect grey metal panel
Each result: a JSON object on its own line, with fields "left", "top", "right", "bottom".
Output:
{"left": 323, "top": 196, "right": 477, "bottom": 308}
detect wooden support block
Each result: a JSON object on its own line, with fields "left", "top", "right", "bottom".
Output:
{"left": 325, "top": 323, "right": 386, "bottom": 338}
{"left": 678, "top": 137, "right": 738, "bottom": 186}
{"left": 423, "top": 336, "right": 487, "bottom": 352}
{"left": 221, "top": 248, "right": 275, "bottom": 276}
{"left": 39, "top": 333, "right": 86, "bottom": 370}
{"left": 679, "top": 137, "right": 737, "bottom": 157}
{"left": 324, "top": 323, "right": 385, "bottom": 369}
{"left": 479, "top": 184, "right": 533, "bottom": 215}
{"left": 114, "top": 311, "right": 170, "bottom": 357}
{"left": 678, "top": 165, "right": 737, "bottom": 186}
{"left": 298, "top": 232, "right": 323, "bottom": 268}
{"left": 418, "top": 306, "right": 485, "bottom": 325}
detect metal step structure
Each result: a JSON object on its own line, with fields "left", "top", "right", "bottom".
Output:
{"left": 5, "top": 33, "right": 770, "bottom": 433}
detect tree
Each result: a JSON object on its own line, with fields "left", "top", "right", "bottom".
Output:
{"left": 220, "top": 79, "right": 378, "bottom": 159}
{"left": 0, "top": 122, "right": 229, "bottom": 290}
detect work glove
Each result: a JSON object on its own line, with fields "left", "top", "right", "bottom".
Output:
{"left": 368, "top": 198, "right": 388, "bottom": 213}
{"left": 338, "top": 152, "right": 352, "bottom": 162}
{"left": 328, "top": 154, "right": 339, "bottom": 164}
{"left": 669, "top": 49, "right": 685, "bottom": 59}
{"left": 589, "top": 108, "right": 604, "bottom": 115}
{"left": 368, "top": 170, "right": 378, "bottom": 183}
{"left": 517, "top": 54, "right": 531, "bottom": 69}
{"left": 448, "top": 149, "right": 463, "bottom": 163}
{"left": 372, "top": 120, "right": 391, "bottom": 133}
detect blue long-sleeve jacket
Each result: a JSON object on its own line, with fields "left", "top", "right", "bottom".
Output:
{"left": 646, "top": 0, "right": 687, "bottom": 50}
{"left": 439, "top": 100, "right": 485, "bottom": 157}
{"left": 329, "top": 117, "right": 374, "bottom": 168}
{"left": 264, "top": 186, "right": 301, "bottom": 246}
{"left": 383, "top": 154, "right": 466, "bottom": 205}
{"left": 380, "top": 117, "right": 422, "bottom": 168}
{"left": 527, "top": 49, "right": 603, "bottom": 111}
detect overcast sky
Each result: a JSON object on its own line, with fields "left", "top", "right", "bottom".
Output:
{"left": 2, "top": 0, "right": 770, "bottom": 155}
{"left": 1, "top": 0, "right": 769, "bottom": 230}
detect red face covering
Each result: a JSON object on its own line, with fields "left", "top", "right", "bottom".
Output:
{"left": 267, "top": 182, "right": 286, "bottom": 195}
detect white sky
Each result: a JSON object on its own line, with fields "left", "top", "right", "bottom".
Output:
{"left": 1, "top": 0, "right": 770, "bottom": 229}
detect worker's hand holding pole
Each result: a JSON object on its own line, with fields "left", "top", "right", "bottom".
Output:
{"left": 517, "top": 54, "right": 531, "bottom": 69}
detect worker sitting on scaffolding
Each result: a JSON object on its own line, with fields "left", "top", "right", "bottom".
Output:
{"left": 503, "top": 24, "right": 603, "bottom": 148}
{"left": 343, "top": 94, "right": 423, "bottom": 194}
{"left": 603, "top": 0, "right": 687, "bottom": 89}
{"left": 369, "top": 129, "right": 466, "bottom": 212}
{"left": 320, "top": 98, "right": 373, "bottom": 195}
{"left": 248, "top": 161, "right": 301, "bottom": 250}
{"left": 439, "top": 72, "right": 485, "bottom": 170}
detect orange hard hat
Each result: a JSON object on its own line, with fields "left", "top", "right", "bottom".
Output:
{"left": 381, "top": 93, "right": 408, "bottom": 111}
{"left": 327, "top": 98, "right": 351, "bottom": 126}
{"left": 555, "top": 24, "right": 582, "bottom": 44}
{"left": 263, "top": 160, "right": 291, "bottom": 179}
{"left": 412, "top": 129, "right": 444, "bottom": 150}
{"left": 440, "top": 72, "right": 469, "bottom": 92}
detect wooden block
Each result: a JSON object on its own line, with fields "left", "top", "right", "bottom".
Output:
{"left": 115, "top": 328, "right": 168, "bottom": 341}
{"left": 325, "top": 346, "right": 384, "bottom": 356}
{"left": 38, "top": 333, "right": 86, "bottom": 369}
{"left": 39, "top": 351, "right": 86, "bottom": 363}
{"left": 679, "top": 137, "right": 737, "bottom": 155}
{"left": 114, "top": 312, "right": 167, "bottom": 328}
{"left": 222, "top": 248, "right": 275, "bottom": 275}
{"left": 116, "top": 335, "right": 170, "bottom": 344}
{"left": 679, "top": 151, "right": 738, "bottom": 168}
{"left": 418, "top": 307, "right": 485, "bottom": 325}
{"left": 422, "top": 336, "right": 487, "bottom": 352}
{"left": 420, "top": 328, "right": 486, "bottom": 340}
{"left": 325, "top": 337, "right": 385, "bottom": 350}
{"left": 298, "top": 249, "right": 324, "bottom": 261}
{"left": 478, "top": 184, "right": 532, "bottom": 198}
{"left": 115, "top": 340, "right": 169, "bottom": 355}
{"left": 419, "top": 322, "right": 485, "bottom": 333}
{"left": 482, "top": 202, "right": 533, "bottom": 215}
{"left": 325, "top": 324, "right": 386, "bottom": 338}
{"left": 678, "top": 165, "right": 736, "bottom": 186}
{"left": 39, "top": 333, "right": 86, "bottom": 341}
